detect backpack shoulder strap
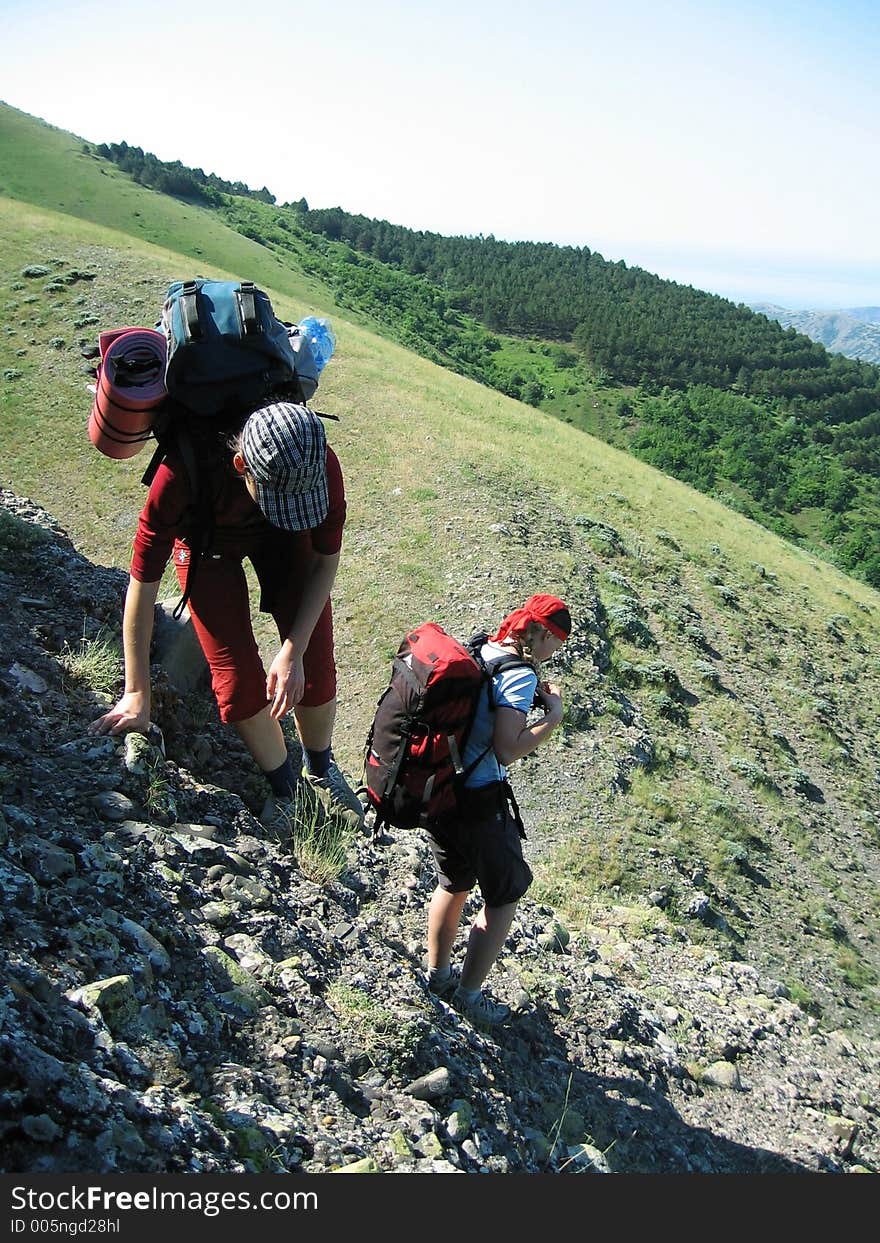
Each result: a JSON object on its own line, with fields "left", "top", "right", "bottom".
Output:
{"left": 141, "top": 441, "right": 165, "bottom": 489}
{"left": 480, "top": 650, "right": 535, "bottom": 710}
{"left": 458, "top": 649, "right": 536, "bottom": 784}
{"left": 140, "top": 417, "right": 212, "bottom": 621}
{"left": 169, "top": 425, "right": 217, "bottom": 620}
{"left": 140, "top": 399, "right": 180, "bottom": 487}
{"left": 485, "top": 652, "right": 534, "bottom": 677}
{"left": 238, "top": 281, "right": 258, "bottom": 334}
{"left": 180, "top": 280, "right": 202, "bottom": 341}
{"left": 467, "top": 634, "right": 535, "bottom": 704}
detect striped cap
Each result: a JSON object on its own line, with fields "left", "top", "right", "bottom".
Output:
{"left": 240, "top": 402, "right": 328, "bottom": 531}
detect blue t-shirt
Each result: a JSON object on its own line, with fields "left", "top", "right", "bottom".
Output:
{"left": 462, "top": 641, "right": 538, "bottom": 788}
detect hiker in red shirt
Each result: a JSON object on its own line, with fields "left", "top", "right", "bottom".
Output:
{"left": 90, "top": 401, "right": 363, "bottom": 826}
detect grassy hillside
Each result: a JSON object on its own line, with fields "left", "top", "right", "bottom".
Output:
{"left": 0, "top": 102, "right": 337, "bottom": 314}
{"left": 2, "top": 113, "right": 880, "bottom": 1044}
{"left": 86, "top": 117, "right": 880, "bottom": 588}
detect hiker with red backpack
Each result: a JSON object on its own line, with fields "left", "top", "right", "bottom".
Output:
{"left": 88, "top": 281, "right": 362, "bottom": 827}
{"left": 423, "top": 595, "right": 570, "bottom": 1025}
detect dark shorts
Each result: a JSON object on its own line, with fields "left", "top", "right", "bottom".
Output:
{"left": 426, "top": 782, "right": 533, "bottom": 909}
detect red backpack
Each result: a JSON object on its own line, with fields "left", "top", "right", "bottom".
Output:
{"left": 362, "top": 623, "right": 530, "bottom": 834}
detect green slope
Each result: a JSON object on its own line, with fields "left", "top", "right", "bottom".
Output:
{"left": 2, "top": 110, "right": 880, "bottom": 1035}
{"left": 0, "top": 101, "right": 335, "bottom": 312}
{"left": 79, "top": 113, "right": 880, "bottom": 588}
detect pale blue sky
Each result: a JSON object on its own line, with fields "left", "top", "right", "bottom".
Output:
{"left": 2, "top": 0, "right": 878, "bottom": 308}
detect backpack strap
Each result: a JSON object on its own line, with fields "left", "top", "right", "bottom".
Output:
{"left": 180, "top": 281, "right": 202, "bottom": 341}
{"left": 110, "top": 352, "right": 163, "bottom": 383}
{"left": 170, "top": 426, "right": 213, "bottom": 620}
{"left": 484, "top": 652, "right": 534, "bottom": 710}
{"left": 458, "top": 648, "right": 535, "bottom": 784}
{"left": 502, "top": 779, "right": 527, "bottom": 839}
{"left": 139, "top": 418, "right": 213, "bottom": 621}
{"left": 238, "top": 282, "right": 259, "bottom": 335}
{"left": 141, "top": 441, "right": 165, "bottom": 489}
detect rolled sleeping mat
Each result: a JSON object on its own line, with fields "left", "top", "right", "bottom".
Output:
{"left": 88, "top": 327, "right": 167, "bottom": 459}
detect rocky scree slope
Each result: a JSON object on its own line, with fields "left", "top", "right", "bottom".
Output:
{"left": 0, "top": 490, "right": 878, "bottom": 1175}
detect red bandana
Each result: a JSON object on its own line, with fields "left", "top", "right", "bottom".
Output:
{"left": 492, "top": 594, "right": 571, "bottom": 643}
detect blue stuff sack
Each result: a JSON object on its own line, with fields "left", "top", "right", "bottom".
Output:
{"left": 161, "top": 279, "right": 315, "bottom": 416}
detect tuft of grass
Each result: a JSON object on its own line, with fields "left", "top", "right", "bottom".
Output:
{"left": 276, "top": 799, "right": 352, "bottom": 886}
{"left": 533, "top": 829, "right": 630, "bottom": 919}
{"left": 546, "top": 1072, "right": 576, "bottom": 1166}
{"left": 144, "top": 766, "right": 176, "bottom": 823}
{"left": 57, "top": 628, "right": 121, "bottom": 695}
{"left": 326, "top": 980, "right": 423, "bottom": 1070}
{"left": 801, "top": 899, "right": 847, "bottom": 942}
{"left": 625, "top": 768, "right": 679, "bottom": 822}
{"left": 786, "top": 978, "right": 821, "bottom": 1017}
{"left": 836, "top": 945, "right": 879, "bottom": 993}
{"left": 0, "top": 507, "right": 52, "bottom": 559}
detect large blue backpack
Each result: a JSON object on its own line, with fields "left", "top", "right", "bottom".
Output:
{"left": 87, "top": 279, "right": 335, "bottom": 618}
{"left": 161, "top": 279, "right": 319, "bottom": 415}
{"left": 145, "top": 280, "right": 325, "bottom": 618}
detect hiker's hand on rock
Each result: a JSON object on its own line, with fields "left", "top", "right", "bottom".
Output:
{"left": 537, "top": 681, "right": 564, "bottom": 725}
{"left": 90, "top": 691, "right": 151, "bottom": 736}
{"left": 267, "top": 648, "right": 304, "bottom": 719}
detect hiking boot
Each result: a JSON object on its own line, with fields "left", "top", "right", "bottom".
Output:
{"left": 259, "top": 792, "right": 299, "bottom": 835}
{"left": 452, "top": 987, "right": 511, "bottom": 1027}
{"left": 300, "top": 759, "right": 365, "bottom": 829}
{"left": 426, "top": 965, "right": 461, "bottom": 1000}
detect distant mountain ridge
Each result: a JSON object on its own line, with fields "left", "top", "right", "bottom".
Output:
{"left": 842, "top": 306, "right": 880, "bottom": 325}
{"left": 752, "top": 303, "right": 880, "bottom": 366}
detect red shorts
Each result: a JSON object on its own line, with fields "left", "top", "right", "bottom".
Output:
{"left": 174, "top": 536, "right": 336, "bottom": 724}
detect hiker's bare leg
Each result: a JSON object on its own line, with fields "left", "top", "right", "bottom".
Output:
{"left": 427, "top": 887, "right": 469, "bottom": 970}
{"left": 233, "top": 706, "right": 288, "bottom": 772}
{"left": 460, "top": 901, "right": 518, "bottom": 991}
{"left": 234, "top": 699, "right": 338, "bottom": 770}
{"left": 294, "top": 699, "right": 336, "bottom": 752}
